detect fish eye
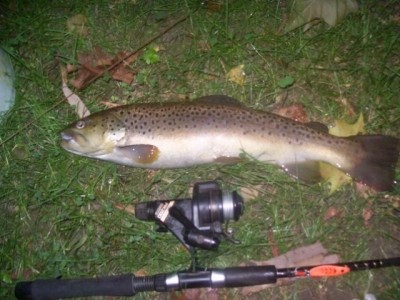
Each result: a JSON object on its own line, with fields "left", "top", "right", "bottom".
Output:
{"left": 76, "top": 120, "right": 86, "bottom": 129}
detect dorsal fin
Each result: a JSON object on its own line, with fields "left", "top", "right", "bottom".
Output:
{"left": 194, "top": 95, "right": 243, "bottom": 107}
{"left": 305, "top": 121, "right": 329, "bottom": 133}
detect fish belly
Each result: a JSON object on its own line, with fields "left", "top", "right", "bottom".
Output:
{"left": 105, "top": 132, "right": 309, "bottom": 169}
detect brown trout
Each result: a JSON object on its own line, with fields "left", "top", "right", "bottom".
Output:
{"left": 60, "top": 95, "right": 399, "bottom": 191}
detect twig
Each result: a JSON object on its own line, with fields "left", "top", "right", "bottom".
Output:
{"left": 79, "top": 13, "right": 191, "bottom": 90}
{"left": 0, "top": 12, "right": 193, "bottom": 147}
{"left": 0, "top": 99, "right": 65, "bottom": 148}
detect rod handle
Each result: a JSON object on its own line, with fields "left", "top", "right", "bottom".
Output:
{"left": 14, "top": 274, "right": 159, "bottom": 300}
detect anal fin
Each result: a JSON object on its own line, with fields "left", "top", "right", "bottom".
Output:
{"left": 214, "top": 156, "right": 242, "bottom": 164}
{"left": 283, "top": 161, "right": 322, "bottom": 184}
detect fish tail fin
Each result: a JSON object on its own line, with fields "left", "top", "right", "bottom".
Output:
{"left": 347, "top": 135, "right": 399, "bottom": 191}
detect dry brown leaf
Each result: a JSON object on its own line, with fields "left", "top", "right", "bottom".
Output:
{"left": 67, "top": 14, "right": 89, "bottom": 36}
{"left": 171, "top": 288, "right": 219, "bottom": 300}
{"left": 134, "top": 268, "right": 148, "bottom": 277}
{"left": 338, "top": 97, "right": 356, "bottom": 116}
{"left": 204, "top": 0, "right": 224, "bottom": 12}
{"left": 99, "top": 101, "right": 122, "bottom": 109}
{"left": 68, "top": 46, "right": 137, "bottom": 89}
{"left": 362, "top": 205, "right": 374, "bottom": 226}
{"left": 197, "top": 40, "right": 211, "bottom": 52}
{"left": 60, "top": 65, "right": 90, "bottom": 118}
{"left": 267, "top": 229, "right": 280, "bottom": 257}
{"left": 355, "top": 182, "right": 377, "bottom": 198}
{"left": 272, "top": 103, "right": 308, "bottom": 122}
{"left": 226, "top": 64, "right": 245, "bottom": 86}
{"left": 323, "top": 206, "right": 344, "bottom": 221}
{"left": 114, "top": 203, "right": 135, "bottom": 215}
{"left": 240, "top": 242, "right": 339, "bottom": 296}
{"left": 384, "top": 194, "right": 400, "bottom": 209}
{"left": 239, "top": 185, "right": 262, "bottom": 201}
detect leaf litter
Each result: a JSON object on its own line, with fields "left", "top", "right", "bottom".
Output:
{"left": 240, "top": 242, "right": 339, "bottom": 296}
{"left": 66, "top": 14, "right": 89, "bottom": 37}
{"left": 226, "top": 64, "right": 245, "bottom": 86}
{"left": 60, "top": 65, "right": 90, "bottom": 118}
{"left": 67, "top": 46, "right": 138, "bottom": 89}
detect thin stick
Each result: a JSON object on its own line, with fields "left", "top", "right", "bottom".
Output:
{"left": 0, "top": 99, "right": 65, "bottom": 148}
{"left": 0, "top": 13, "right": 192, "bottom": 147}
{"left": 79, "top": 13, "right": 191, "bottom": 90}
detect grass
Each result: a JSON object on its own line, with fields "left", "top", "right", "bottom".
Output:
{"left": 1, "top": 0, "right": 399, "bottom": 299}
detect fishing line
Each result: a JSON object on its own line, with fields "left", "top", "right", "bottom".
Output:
{"left": 0, "top": 7, "right": 197, "bottom": 148}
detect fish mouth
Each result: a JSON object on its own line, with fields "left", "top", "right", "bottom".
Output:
{"left": 60, "top": 130, "right": 90, "bottom": 154}
{"left": 60, "top": 129, "right": 111, "bottom": 156}
{"left": 60, "top": 131, "right": 74, "bottom": 143}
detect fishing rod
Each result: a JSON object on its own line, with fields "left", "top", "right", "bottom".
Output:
{"left": 14, "top": 181, "right": 400, "bottom": 299}
{"left": 14, "top": 257, "right": 400, "bottom": 299}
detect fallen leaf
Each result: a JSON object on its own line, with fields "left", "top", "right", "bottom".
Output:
{"left": 272, "top": 103, "right": 308, "bottom": 122}
{"left": 99, "top": 101, "right": 122, "bottom": 108}
{"left": 285, "top": 0, "right": 359, "bottom": 32}
{"left": 278, "top": 75, "right": 295, "bottom": 89}
{"left": 362, "top": 204, "right": 374, "bottom": 226}
{"left": 134, "top": 268, "right": 148, "bottom": 277}
{"left": 267, "top": 229, "right": 280, "bottom": 257}
{"left": 204, "top": 0, "right": 224, "bottom": 12}
{"left": 239, "top": 185, "right": 262, "bottom": 201}
{"left": 338, "top": 97, "right": 356, "bottom": 116}
{"left": 319, "top": 114, "right": 364, "bottom": 193}
{"left": 67, "top": 14, "right": 89, "bottom": 36}
{"left": 60, "top": 65, "right": 90, "bottom": 118}
{"left": 226, "top": 64, "right": 245, "bottom": 86}
{"left": 197, "top": 40, "right": 211, "bottom": 52}
{"left": 171, "top": 288, "right": 219, "bottom": 300}
{"left": 114, "top": 203, "right": 135, "bottom": 215}
{"left": 68, "top": 46, "right": 137, "bottom": 89}
{"left": 323, "top": 206, "right": 344, "bottom": 221}
{"left": 329, "top": 114, "right": 365, "bottom": 137}
{"left": 240, "top": 242, "right": 339, "bottom": 295}
{"left": 355, "top": 182, "right": 377, "bottom": 198}
{"left": 320, "top": 162, "right": 352, "bottom": 193}
{"left": 384, "top": 194, "right": 400, "bottom": 209}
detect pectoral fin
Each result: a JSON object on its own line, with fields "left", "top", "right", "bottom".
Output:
{"left": 282, "top": 161, "right": 322, "bottom": 184}
{"left": 115, "top": 144, "right": 160, "bottom": 164}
